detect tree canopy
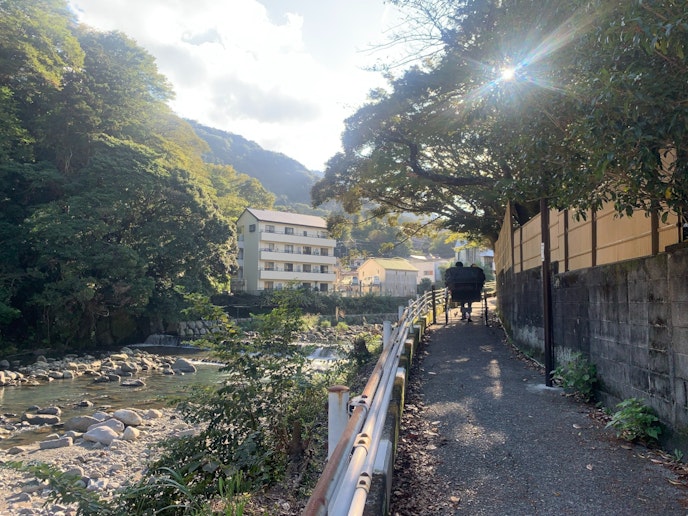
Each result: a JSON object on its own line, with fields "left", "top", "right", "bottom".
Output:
{"left": 0, "top": 0, "right": 272, "bottom": 351}
{"left": 312, "top": 0, "right": 688, "bottom": 245}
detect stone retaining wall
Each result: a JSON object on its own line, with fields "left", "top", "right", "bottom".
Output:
{"left": 497, "top": 243, "right": 688, "bottom": 442}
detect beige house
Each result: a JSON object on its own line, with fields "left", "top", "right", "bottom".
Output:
{"left": 235, "top": 208, "right": 337, "bottom": 294}
{"left": 357, "top": 258, "right": 419, "bottom": 297}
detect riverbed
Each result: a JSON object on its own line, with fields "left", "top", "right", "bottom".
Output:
{"left": 0, "top": 346, "right": 225, "bottom": 448}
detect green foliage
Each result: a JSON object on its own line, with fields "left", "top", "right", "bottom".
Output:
{"left": 335, "top": 321, "right": 349, "bottom": 332}
{"left": 313, "top": 0, "right": 688, "bottom": 244}
{"left": 606, "top": 398, "right": 662, "bottom": 444}
{"left": 551, "top": 353, "right": 598, "bottom": 402}
{"left": 0, "top": 4, "right": 245, "bottom": 351}
{"left": 116, "top": 291, "right": 332, "bottom": 512}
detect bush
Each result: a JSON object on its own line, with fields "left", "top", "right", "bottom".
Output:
{"left": 606, "top": 398, "right": 662, "bottom": 444}
{"left": 550, "top": 352, "right": 597, "bottom": 402}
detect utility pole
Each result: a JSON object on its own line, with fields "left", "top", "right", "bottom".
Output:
{"left": 541, "top": 197, "right": 554, "bottom": 386}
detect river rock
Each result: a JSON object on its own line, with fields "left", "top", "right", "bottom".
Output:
{"left": 83, "top": 426, "right": 118, "bottom": 446}
{"left": 88, "top": 418, "right": 124, "bottom": 433}
{"left": 122, "top": 379, "right": 146, "bottom": 387}
{"left": 122, "top": 426, "right": 140, "bottom": 441}
{"left": 113, "top": 409, "right": 143, "bottom": 426}
{"left": 172, "top": 357, "right": 197, "bottom": 373}
{"left": 37, "top": 406, "right": 61, "bottom": 416}
{"left": 22, "top": 413, "right": 60, "bottom": 425}
{"left": 39, "top": 436, "right": 73, "bottom": 450}
{"left": 144, "top": 409, "right": 164, "bottom": 419}
{"left": 64, "top": 415, "right": 100, "bottom": 432}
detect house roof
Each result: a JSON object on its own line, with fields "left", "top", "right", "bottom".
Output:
{"left": 243, "top": 208, "right": 327, "bottom": 229}
{"left": 364, "top": 258, "right": 419, "bottom": 272}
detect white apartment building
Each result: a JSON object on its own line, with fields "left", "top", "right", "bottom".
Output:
{"left": 235, "top": 208, "right": 337, "bottom": 294}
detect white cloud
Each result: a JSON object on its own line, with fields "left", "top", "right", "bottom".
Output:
{"left": 68, "top": 0, "right": 395, "bottom": 170}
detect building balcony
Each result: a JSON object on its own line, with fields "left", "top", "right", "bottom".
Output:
{"left": 260, "top": 249, "right": 336, "bottom": 265}
{"left": 259, "top": 230, "right": 336, "bottom": 248}
{"left": 259, "top": 269, "right": 336, "bottom": 283}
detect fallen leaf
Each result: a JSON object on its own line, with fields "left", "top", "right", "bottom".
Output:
{"left": 586, "top": 464, "right": 593, "bottom": 470}
{"left": 573, "top": 424, "right": 582, "bottom": 429}
{"left": 450, "top": 496, "right": 461, "bottom": 504}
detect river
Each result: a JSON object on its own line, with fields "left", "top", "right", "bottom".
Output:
{"left": 0, "top": 346, "right": 226, "bottom": 448}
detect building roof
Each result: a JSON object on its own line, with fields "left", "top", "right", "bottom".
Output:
{"left": 243, "top": 208, "right": 327, "bottom": 229}
{"left": 364, "top": 257, "right": 419, "bottom": 272}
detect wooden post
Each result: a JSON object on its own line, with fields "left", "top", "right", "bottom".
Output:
{"left": 541, "top": 198, "right": 554, "bottom": 386}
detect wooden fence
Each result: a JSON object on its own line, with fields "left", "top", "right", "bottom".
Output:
{"left": 495, "top": 202, "right": 682, "bottom": 275}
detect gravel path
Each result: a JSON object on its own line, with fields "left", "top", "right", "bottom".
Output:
{"left": 391, "top": 312, "right": 688, "bottom": 515}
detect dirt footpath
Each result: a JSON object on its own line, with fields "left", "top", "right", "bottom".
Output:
{"left": 390, "top": 313, "right": 688, "bottom": 515}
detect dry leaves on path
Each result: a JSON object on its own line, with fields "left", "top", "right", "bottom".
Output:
{"left": 389, "top": 344, "right": 459, "bottom": 516}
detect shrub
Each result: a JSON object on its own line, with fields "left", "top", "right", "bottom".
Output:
{"left": 550, "top": 352, "right": 598, "bottom": 402}
{"left": 606, "top": 398, "right": 662, "bottom": 444}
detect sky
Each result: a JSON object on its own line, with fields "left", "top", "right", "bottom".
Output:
{"left": 67, "top": 0, "right": 405, "bottom": 171}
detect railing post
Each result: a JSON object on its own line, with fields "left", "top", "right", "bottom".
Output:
{"left": 383, "top": 320, "right": 392, "bottom": 349}
{"left": 328, "top": 385, "right": 350, "bottom": 459}
{"left": 398, "top": 305, "right": 404, "bottom": 320}
{"left": 431, "top": 287, "right": 436, "bottom": 325}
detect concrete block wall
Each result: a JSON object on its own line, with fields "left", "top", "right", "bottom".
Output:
{"left": 498, "top": 244, "right": 688, "bottom": 439}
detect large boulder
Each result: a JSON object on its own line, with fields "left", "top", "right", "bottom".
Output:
{"left": 83, "top": 426, "right": 118, "bottom": 446}
{"left": 64, "top": 415, "right": 101, "bottom": 432}
{"left": 172, "top": 358, "right": 197, "bottom": 373}
{"left": 113, "top": 409, "right": 143, "bottom": 426}
{"left": 88, "top": 418, "right": 125, "bottom": 433}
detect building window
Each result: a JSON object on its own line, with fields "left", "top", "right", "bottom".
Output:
{"left": 303, "top": 230, "right": 308, "bottom": 236}
{"left": 304, "top": 246, "right": 312, "bottom": 255}
{"left": 265, "top": 224, "right": 275, "bottom": 233}
{"left": 302, "top": 283, "right": 311, "bottom": 290}
{"left": 249, "top": 224, "right": 256, "bottom": 232}
{"left": 238, "top": 249, "right": 244, "bottom": 260}
{"left": 320, "top": 248, "right": 329, "bottom": 256}
{"left": 265, "top": 262, "right": 275, "bottom": 271}
{"left": 285, "top": 227, "right": 294, "bottom": 235}
{"left": 320, "top": 265, "right": 329, "bottom": 273}
{"left": 285, "top": 244, "right": 293, "bottom": 253}
{"left": 267, "top": 243, "right": 275, "bottom": 251}
{"left": 319, "top": 283, "right": 328, "bottom": 292}
{"left": 303, "top": 264, "right": 311, "bottom": 273}
{"left": 285, "top": 263, "right": 293, "bottom": 272}
{"left": 265, "top": 281, "right": 274, "bottom": 290}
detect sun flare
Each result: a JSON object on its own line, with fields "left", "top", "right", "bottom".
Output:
{"left": 500, "top": 67, "right": 516, "bottom": 81}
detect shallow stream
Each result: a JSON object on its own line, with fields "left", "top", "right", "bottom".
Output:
{"left": 0, "top": 346, "right": 225, "bottom": 448}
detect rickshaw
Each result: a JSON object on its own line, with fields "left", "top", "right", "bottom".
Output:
{"left": 445, "top": 268, "right": 488, "bottom": 325}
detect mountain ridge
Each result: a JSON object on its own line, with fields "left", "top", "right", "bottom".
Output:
{"left": 188, "top": 120, "right": 320, "bottom": 206}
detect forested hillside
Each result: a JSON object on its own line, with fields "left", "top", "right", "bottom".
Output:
{"left": 188, "top": 121, "right": 319, "bottom": 206}
{"left": 0, "top": 0, "right": 274, "bottom": 353}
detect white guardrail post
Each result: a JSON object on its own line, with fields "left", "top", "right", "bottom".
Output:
{"left": 327, "top": 385, "right": 350, "bottom": 460}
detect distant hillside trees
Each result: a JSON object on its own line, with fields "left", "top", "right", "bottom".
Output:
{"left": 189, "top": 121, "right": 319, "bottom": 207}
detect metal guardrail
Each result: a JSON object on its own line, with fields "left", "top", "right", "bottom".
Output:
{"left": 303, "top": 288, "right": 446, "bottom": 515}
